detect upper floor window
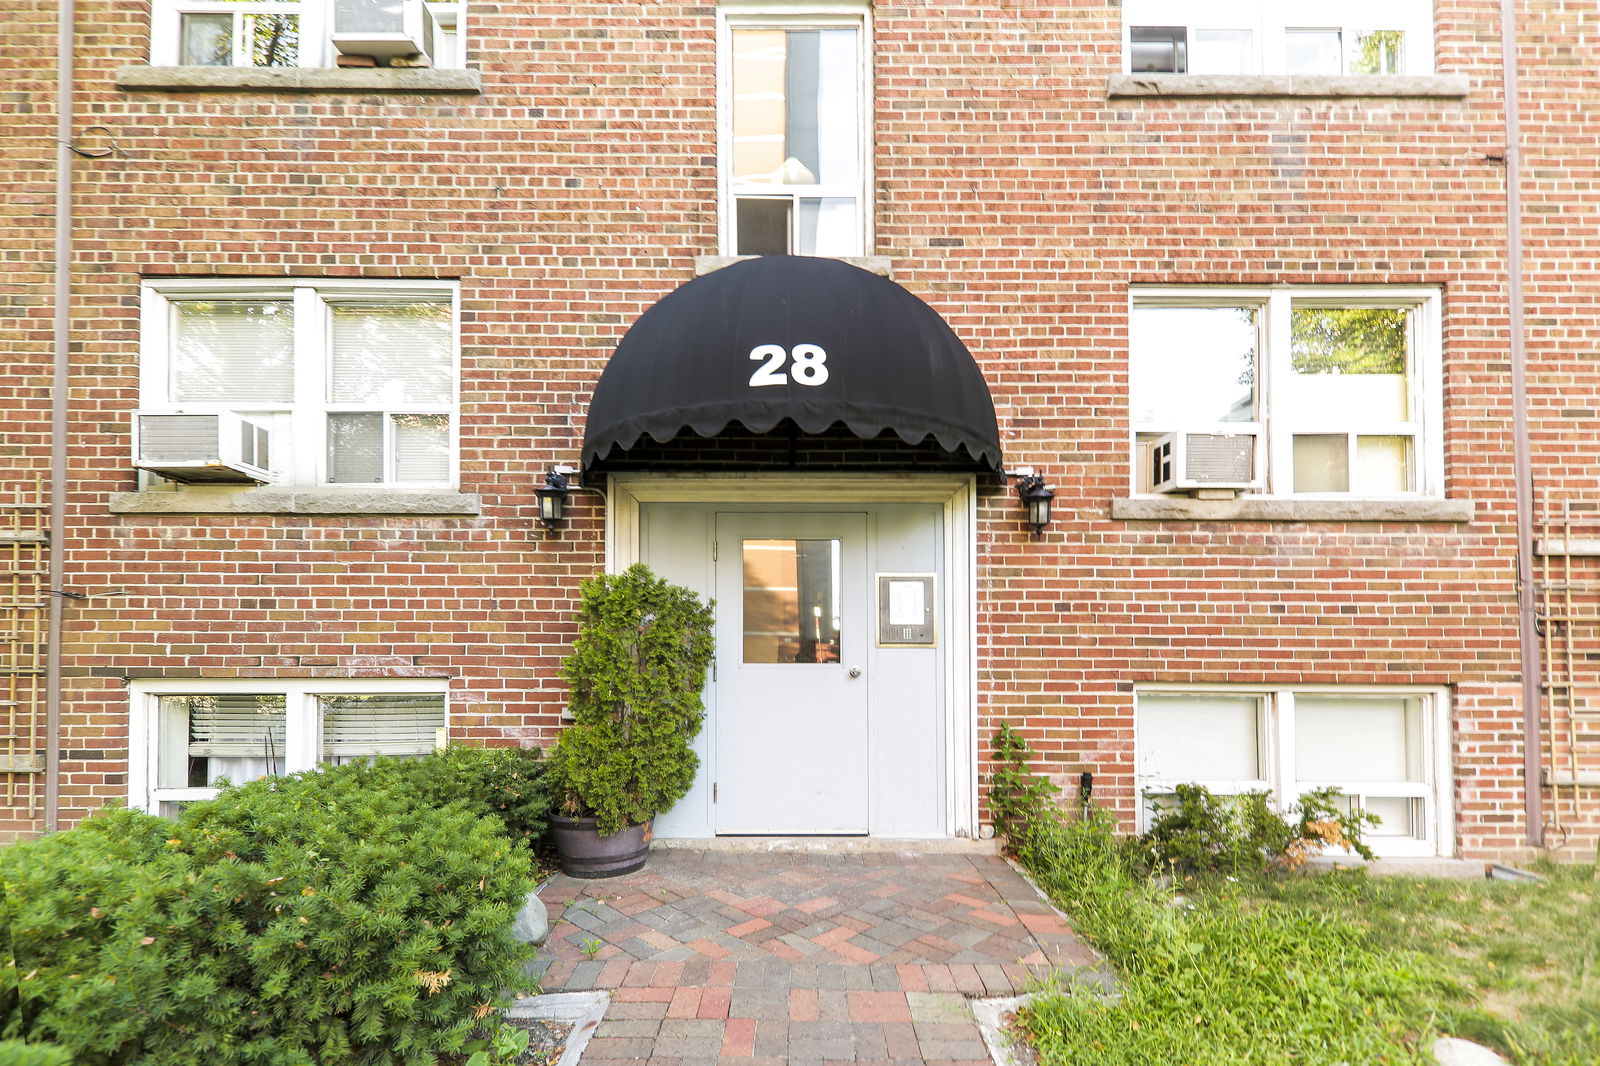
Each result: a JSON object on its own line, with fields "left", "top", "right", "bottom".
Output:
{"left": 1124, "top": 1, "right": 1434, "bottom": 76}
{"left": 150, "top": 0, "right": 464, "bottom": 69}
{"left": 140, "top": 279, "right": 460, "bottom": 488}
{"left": 719, "top": 3, "right": 869, "bottom": 257}
{"left": 1129, "top": 287, "right": 1442, "bottom": 498}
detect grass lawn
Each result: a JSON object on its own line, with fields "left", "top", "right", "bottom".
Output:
{"left": 1015, "top": 821, "right": 1600, "bottom": 1065}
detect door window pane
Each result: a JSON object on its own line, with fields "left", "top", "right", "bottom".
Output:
{"left": 742, "top": 539, "right": 841, "bottom": 664}
{"left": 1130, "top": 306, "right": 1257, "bottom": 425}
{"left": 1137, "top": 694, "right": 1263, "bottom": 781}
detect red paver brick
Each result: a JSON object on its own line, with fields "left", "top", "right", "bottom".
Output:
{"left": 896, "top": 965, "right": 930, "bottom": 993}
{"left": 652, "top": 961, "right": 687, "bottom": 988}
{"left": 761, "top": 938, "right": 806, "bottom": 962}
{"left": 699, "top": 987, "right": 733, "bottom": 1019}
{"left": 970, "top": 908, "right": 1020, "bottom": 927}
{"left": 833, "top": 940, "right": 882, "bottom": 965}
{"left": 789, "top": 989, "right": 820, "bottom": 1022}
{"left": 689, "top": 937, "right": 732, "bottom": 960}
{"left": 847, "top": 991, "right": 912, "bottom": 1023}
{"left": 667, "top": 987, "right": 702, "bottom": 1018}
{"left": 709, "top": 960, "right": 738, "bottom": 986}
{"left": 721, "top": 1017, "right": 756, "bottom": 1057}
{"left": 614, "top": 987, "right": 676, "bottom": 1003}
{"left": 795, "top": 896, "right": 839, "bottom": 914}
{"left": 726, "top": 917, "right": 773, "bottom": 938}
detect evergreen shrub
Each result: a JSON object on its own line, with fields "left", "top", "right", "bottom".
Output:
{"left": 550, "top": 563, "right": 715, "bottom": 835}
{"left": 1, "top": 757, "right": 536, "bottom": 1066}
{"left": 0, "top": 1039, "right": 71, "bottom": 1066}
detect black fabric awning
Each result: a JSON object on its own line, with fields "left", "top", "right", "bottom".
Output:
{"left": 582, "top": 256, "right": 1002, "bottom": 472}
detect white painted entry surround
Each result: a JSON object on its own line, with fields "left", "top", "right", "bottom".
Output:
{"left": 606, "top": 474, "right": 979, "bottom": 839}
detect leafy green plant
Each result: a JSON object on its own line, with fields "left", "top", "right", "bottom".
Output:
{"left": 1, "top": 758, "right": 537, "bottom": 1066}
{"left": 463, "top": 1022, "right": 530, "bottom": 1066}
{"left": 984, "top": 727, "right": 1462, "bottom": 1065}
{"left": 389, "top": 743, "right": 552, "bottom": 845}
{"left": 549, "top": 564, "right": 715, "bottom": 835}
{"left": 989, "top": 721, "right": 1062, "bottom": 851}
{"left": 0, "top": 1039, "right": 72, "bottom": 1066}
{"left": 1136, "top": 783, "right": 1378, "bottom": 876}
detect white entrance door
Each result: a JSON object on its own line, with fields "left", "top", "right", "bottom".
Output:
{"left": 714, "top": 512, "right": 869, "bottom": 834}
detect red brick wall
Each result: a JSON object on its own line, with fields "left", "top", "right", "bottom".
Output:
{"left": 4, "top": 0, "right": 1597, "bottom": 859}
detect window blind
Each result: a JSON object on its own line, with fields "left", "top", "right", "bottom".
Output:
{"left": 329, "top": 302, "right": 452, "bottom": 404}
{"left": 176, "top": 694, "right": 287, "bottom": 758}
{"left": 320, "top": 694, "right": 445, "bottom": 759}
{"left": 172, "top": 300, "right": 295, "bottom": 403}
{"left": 392, "top": 413, "right": 449, "bottom": 482}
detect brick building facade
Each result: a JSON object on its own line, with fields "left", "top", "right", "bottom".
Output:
{"left": 5, "top": 0, "right": 1598, "bottom": 861}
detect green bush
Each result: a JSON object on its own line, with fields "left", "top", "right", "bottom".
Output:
{"left": 1136, "top": 783, "right": 1378, "bottom": 876}
{"left": 550, "top": 564, "right": 715, "bottom": 835}
{"left": 383, "top": 744, "right": 551, "bottom": 845}
{"left": 0, "top": 1038, "right": 72, "bottom": 1066}
{"left": 1, "top": 758, "right": 536, "bottom": 1066}
{"left": 986, "top": 725, "right": 1460, "bottom": 1065}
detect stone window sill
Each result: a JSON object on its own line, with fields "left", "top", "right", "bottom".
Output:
{"left": 1106, "top": 74, "right": 1470, "bottom": 100}
{"left": 1111, "top": 497, "right": 1474, "bottom": 523}
{"left": 694, "top": 255, "right": 893, "bottom": 278}
{"left": 109, "top": 489, "right": 482, "bottom": 516}
{"left": 115, "top": 66, "right": 482, "bottom": 94}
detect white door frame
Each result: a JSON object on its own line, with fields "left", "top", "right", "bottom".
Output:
{"left": 607, "top": 472, "right": 980, "bottom": 839}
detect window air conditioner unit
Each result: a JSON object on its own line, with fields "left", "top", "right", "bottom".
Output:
{"left": 331, "top": 0, "right": 438, "bottom": 60}
{"left": 134, "top": 412, "right": 273, "bottom": 484}
{"left": 1150, "top": 430, "right": 1259, "bottom": 495}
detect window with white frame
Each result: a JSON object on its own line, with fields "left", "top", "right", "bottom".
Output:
{"left": 720, "top": 3, "right": 869, "bottom": 257}
{"left": 130, "top": 680, "right": 448, "bottom": 816}
{"left": 1134, "top": 687, "right": 1452, "bottom": 857}
{"left": 1129, "top": 287, "right": 1442, "bottom": 497}
{"left": 149, "top": 0, "right": 464, "bottom": 69}
{"left": 1124, "top": 1, "right": 1434, "bottom": 76}
{"left": 140, "top": 279, "right": 459, "bottom": 488}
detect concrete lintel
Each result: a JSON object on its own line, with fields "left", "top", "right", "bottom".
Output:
{"left": 1110, "top": 496, "right": 1475, "bottom": 524}
{"left": 694, "top": 254, "right": 894, "bottom": 277}
{"left": 1107, "top": 73, "right": 1470, "bottom": 99}
{"left": 116, "top": 66, "right": 483, "bottom": 94}
{"left": 108, "top": 489, "right": 482, "bottom": 516}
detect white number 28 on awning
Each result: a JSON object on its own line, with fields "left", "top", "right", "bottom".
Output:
{"left": 748, "top": 344, "right": 830, "bottom": 387}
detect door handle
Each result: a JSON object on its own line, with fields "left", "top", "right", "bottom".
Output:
{"left": 848, "top": 666, "right": 862, "bottom": 678}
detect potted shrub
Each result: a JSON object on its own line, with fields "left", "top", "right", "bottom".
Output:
{"left": 547, "top": 563, "right": 715, "bottom": 877}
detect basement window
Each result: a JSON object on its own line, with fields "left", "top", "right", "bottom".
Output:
{"left": 1135, "top": 687, "right": 1453, "bottom": 857}
{"left": 131, "top": 680, "right": 448, "bottom": 816}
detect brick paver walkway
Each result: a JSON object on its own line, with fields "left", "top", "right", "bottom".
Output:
{"left": 530, "top": 848, "right": 1105, "bottom": 1065}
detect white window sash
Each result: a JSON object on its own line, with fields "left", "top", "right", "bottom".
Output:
{"left": 140, "top": 278, "right": 460, "bottom": 489}
{"left": 1130, "top": 286, "right": 1441, "bottom": 499}
{"left": 717, "top": 3, "right": 873, "bottom": 257}
{"left": 131, "top": 679, "right": 450, "bottom": 813}
{"left": 1122, "top": 0, "right": 1434, "bottom": 76}
{"left": 1134, "top": 686, "right": 1451, "bottom": 856}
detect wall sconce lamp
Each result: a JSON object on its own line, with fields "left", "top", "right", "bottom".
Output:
{"left": 536, "top": 470, "right": 572, "bottom": 529}
{"left": 1015, "top": 474, "right": 1055, "bottom": 537}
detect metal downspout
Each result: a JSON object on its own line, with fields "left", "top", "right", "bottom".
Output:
{"left": 1502, "top": 0, "right": 1543, "bottom": 849}
{"left": 46, "top": 0, "right": 74, "bottom": 832}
